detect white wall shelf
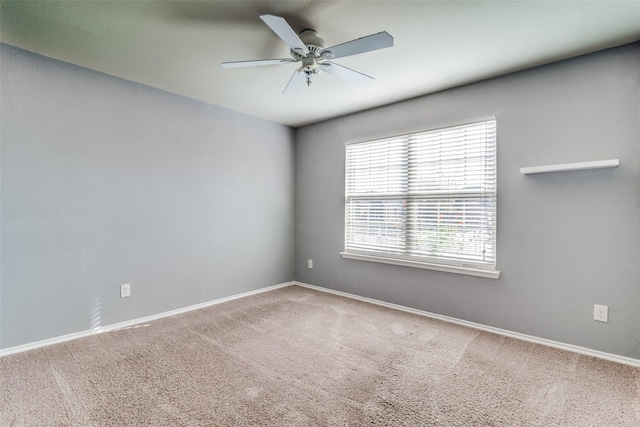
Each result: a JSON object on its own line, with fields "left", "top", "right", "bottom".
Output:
{"left": 520, "top": 159, "right": 619, "bottom": 175}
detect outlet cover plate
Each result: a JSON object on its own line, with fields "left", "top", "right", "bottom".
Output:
{"left": 120, "top": 283, "right": 131, "bottom": 298}
{"left": 593, "top": 304, "right": 608, "bottom": 322}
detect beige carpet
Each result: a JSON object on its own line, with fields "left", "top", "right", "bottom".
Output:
{"left": 1, "top": 285, "right": 639, "bottom": 426}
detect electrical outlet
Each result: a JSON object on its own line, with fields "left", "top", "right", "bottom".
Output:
{"left": 593, "top": 304, "right": 608, "bottom": 322}
{"left": 308, "top": 259, "right": 313, "bottom": 269}
{"left": 120, "top": 283, "right": 131, "bottom": 298}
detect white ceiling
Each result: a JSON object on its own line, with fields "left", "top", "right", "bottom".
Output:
{"left": 2, "top": 1, "right": 640, "bottom": 128}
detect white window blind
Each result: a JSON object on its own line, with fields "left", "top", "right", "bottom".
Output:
{"left": 345, "top": 118, "right": 497, "bottom": 271}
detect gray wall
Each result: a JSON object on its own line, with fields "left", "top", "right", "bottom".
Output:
{"left": 0, "top": 44, "right": 295, "bottom": 349}
{"left": 295, "top": 42, "right": 640, "bottom": 359}
{"left": 3, "top": 41, "right": 639, "bottom": 361}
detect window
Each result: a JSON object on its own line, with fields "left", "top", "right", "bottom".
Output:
{"left": 342, "top": 118, "right": 499, "bottom": 278}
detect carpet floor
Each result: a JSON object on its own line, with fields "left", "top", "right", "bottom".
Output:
{"left": 1, "top": 285, "right": 639, "bottom": 426}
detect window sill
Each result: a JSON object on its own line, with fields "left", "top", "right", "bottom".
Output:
{"left": 340, "top": 252, "right": 501, "bottom": 279}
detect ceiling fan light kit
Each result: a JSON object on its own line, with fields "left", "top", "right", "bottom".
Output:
{"left": 221, "top": 14, "right": 393, "bottom": 93}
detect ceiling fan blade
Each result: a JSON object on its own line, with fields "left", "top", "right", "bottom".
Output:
{"left": 283, "top": 70, "right": 306, "bottom": 94}
{"left": 321, "top": 62, "right": 374, "bottom": 85}
{"left": 221, "top": 58, "right": 295, "bottom": 68}
{"left": 320, "top": 32, "right": 393, "bottom": 60}
{"left": 260, "top": 15, "right": 309, "bottom": 55}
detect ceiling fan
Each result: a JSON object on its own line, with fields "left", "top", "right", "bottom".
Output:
{"left": 221, "top": 15, "right": 393, "bottom": 93}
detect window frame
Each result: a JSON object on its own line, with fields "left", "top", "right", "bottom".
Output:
{"left": 341, "top": 117, "right": 500, "bottom": 279}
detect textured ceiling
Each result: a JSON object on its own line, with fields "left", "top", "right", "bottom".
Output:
{"left": 2, "top": 1, "right": 640, "bottom": 127}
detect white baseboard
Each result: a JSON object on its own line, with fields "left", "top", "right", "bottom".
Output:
{"left": 5, "top": 280, "right": 639, "bottom": 368}
{"left": 292, "top": 281, "right": 640, "bottom": 368}
{"left": 0, "top": 281, "right": 294, "bottom": 358}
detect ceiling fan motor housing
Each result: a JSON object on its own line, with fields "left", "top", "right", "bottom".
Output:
{"left": 299, "top": 29, "right": 325, "bottom": 51}
{"left": 292, "top": 29, "right": 331, "bottom": 73}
